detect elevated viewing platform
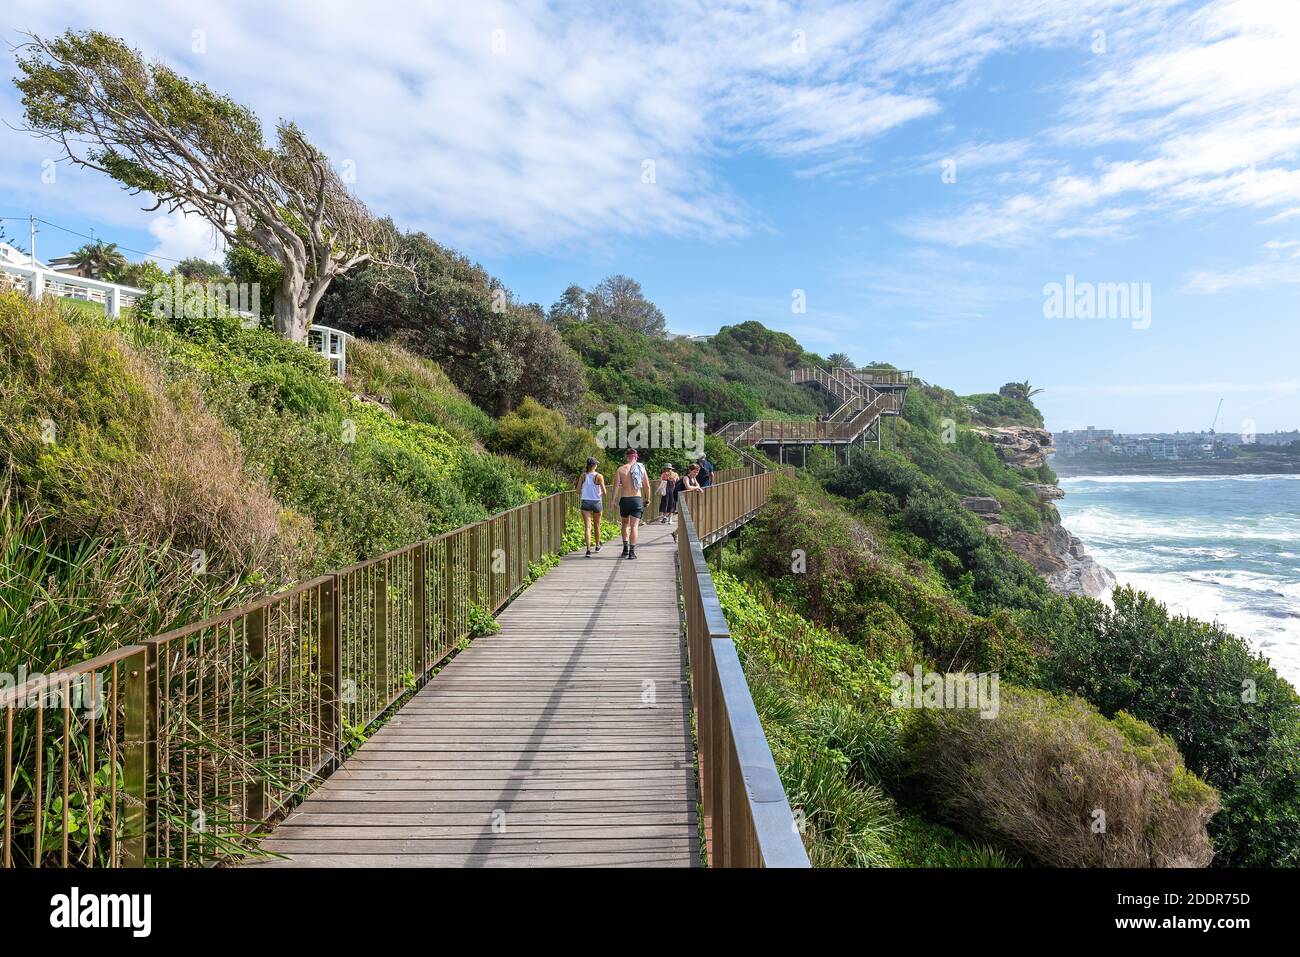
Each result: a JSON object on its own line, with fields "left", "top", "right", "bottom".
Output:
{"left": 716, "top": 365, "right": 911, "bottom": 461}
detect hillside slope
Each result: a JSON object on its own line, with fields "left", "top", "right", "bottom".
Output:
{"left": 4, "top": 281, "right": 1297, "bottom": 869}
{"left": 550, "top": 312, "right": 1298, "bottom": 867}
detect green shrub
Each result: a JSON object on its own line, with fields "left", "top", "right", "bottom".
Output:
{"left": 890, "top": 815, "right": 1018, "bottom": 867}
{"left": 715, "top": 569, "right": 1015, "bottom": 868}
{"left": 0, "top": 292, "right": 296, "bottom": 577}
{"left": 209, "top": 393, "right": 432, "bottom": 571}
{"left": 494, "top": 397, "right": 599, "bottom": 470}
{"left": 962, "top": 391, "right": 1044, "bottom": 427}
{"left": 825, "top": 452, "right": 1050, "bottom": 611}
{"left": 0, "top": 494, "right": 298, "bottom": 866}
{"left": 903, "top": 685, "right": 1219, "bottom": 867}
{"left": 346, "top": 338, "right": 495, "bottom": 444}
{"left": 1042, "top": 586, "right": 1300, "bottom": 866}
{"left": 128, "top": 312, "right": 540, "bottom": 570}
{"left": 747, "top": 479, "right": 1040, "bottom": 679}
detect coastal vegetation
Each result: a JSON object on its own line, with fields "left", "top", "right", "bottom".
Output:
{"left": 4, "top": 28, "right": 1296, "bottom": 870}
{"left": 8, "top": 263, "right": 1299, "bottom": 867}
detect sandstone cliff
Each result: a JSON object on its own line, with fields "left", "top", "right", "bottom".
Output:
{"left": 969, "top": 426, "right": 1055, "bottom": 470}
{"left": 983, "top": 505, "right": 1116, "bottom": 598}
{"left": 963, "top": 426, "right": 1113, "bottom": 597}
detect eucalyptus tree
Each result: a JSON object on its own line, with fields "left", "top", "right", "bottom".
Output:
{"left": 15, "top": 30, "right": 396, "bottom": 342}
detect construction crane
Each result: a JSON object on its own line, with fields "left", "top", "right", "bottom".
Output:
{"left": 1209, "top": 397, "right": 1224, "bottom": 435}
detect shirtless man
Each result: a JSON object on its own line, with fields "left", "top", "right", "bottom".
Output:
{"left": 611, "top": 448, "right": 651, "bottom": 559}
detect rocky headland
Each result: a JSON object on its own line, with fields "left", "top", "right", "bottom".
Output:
{"left": 964, "top": 426, "right": 1116, "bottom": 599}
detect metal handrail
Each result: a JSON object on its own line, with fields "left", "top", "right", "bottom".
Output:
{"left": 716, "top": 412, "right": 895, "bottom": 446}
{"left": 848, "top": 367, "right": 912, "bottom": 386}
{"left": 1, "top": 489, "right": 574, "bottom": 867}
{"left": 677, "top": 473, "right": 809, "bottom": 867}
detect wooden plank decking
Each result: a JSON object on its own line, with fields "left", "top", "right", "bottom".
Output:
{"left": 255, "top": 519, "right": 700, "bottom": 867}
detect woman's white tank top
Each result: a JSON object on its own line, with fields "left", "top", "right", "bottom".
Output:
{"left": 581, "top": 471, "right": 602, "bottom": 499}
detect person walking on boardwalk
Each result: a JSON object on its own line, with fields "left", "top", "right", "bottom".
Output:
{"left": 671, "top": 462, "right": 703, "bottom": 543}
{"left": 612, "top": 448, "right": 651, "bottom": 559}
{"left": 696, "top": 453, "right": 714, "bottom": 488}
{"left": 657, "top": 463, "right": 680, "bottom": 524}
{"left": 576, "top": 456, "right": 606, "bottom": 557}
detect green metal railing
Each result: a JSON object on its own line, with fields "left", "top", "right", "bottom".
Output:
{"left": 1, "top": 490, "right": 573, "bottom": 867}
{"left": 677, "top": 471, "right": 809, "bottom": 867}
{"left": 3, "top": 463, "right": 810, "bottom": 869}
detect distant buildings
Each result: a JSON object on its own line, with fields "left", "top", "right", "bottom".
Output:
{"left": 1056, "top": 425, "right": 1299, "bottom": 462}
{"left": 1058, "top": 426, "right": 1114, "bottom": 454}
{"left": 666, "top": 332, "right": 713, "bottom": 343}
{"left": 0, "top": 240, "right": 145, "bottom": 316}
{"left": 45, "top": 253, "right": 94, "bottom": 278}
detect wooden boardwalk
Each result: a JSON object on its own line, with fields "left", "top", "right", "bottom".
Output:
{"left": 256, "top": 519, "right": 699, "bottom": 867}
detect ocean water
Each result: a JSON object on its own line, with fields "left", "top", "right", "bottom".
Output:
{"left": 1055, "top": 474, "right": 1300, "bottom": 691}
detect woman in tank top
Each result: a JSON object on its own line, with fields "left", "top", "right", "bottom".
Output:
{"left": 657, "top": 464, "right": 680, "bottom": 523}
{"left": 576, "top": 456, "right": 607, "bottom": 557}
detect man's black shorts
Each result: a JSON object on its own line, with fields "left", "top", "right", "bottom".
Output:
{"left": 619, "top": 496, "right": 644, "bottom": 519}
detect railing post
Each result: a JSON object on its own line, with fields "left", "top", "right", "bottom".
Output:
{"left": 375, "top": 561, "right": 388, "bottom": 702}
{"left": 244, "top": 607, "right": 267, "bottom": 823}
{"left": 712, "top": 660, "right": 728, "bottom": 866}
{"left": 473, "top": 522, "right": 483, "bottom": 605}
{"left": 143, "top": 641, "right": 161, "bottom": 858}
{"left": 319, "top": 575, "right": 341, "bottom": 761}
{"left": 515, "top": 509, "right": 523, "bottom": 589}
{"left": 489, "top": 517, "right": 499, "bottom": 610}
{"left": 442, "top": 539, "right": 455, "bottom": 648}
{"left": 122, "top": 647, "right": 148, "bottom": 867}
{"left": 414, "top": 542, "right": 427, "bottom": 678}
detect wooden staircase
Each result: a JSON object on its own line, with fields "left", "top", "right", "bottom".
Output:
{"left": 715, "top": 366, "right": 909, "bottom": 460}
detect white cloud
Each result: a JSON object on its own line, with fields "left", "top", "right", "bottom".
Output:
{"left": 4, "top": 0, "right": 937, "bottom": 252}
{"left": 0, "top": 0, "right": 1203, "bottom": 254}
{"left": 1184, "top": 259, "right": 1300, "bottom": 294}
{"left": 901, "top": 0, "right": 1300, "bottom": 251}
{"left": 926, "top": 139, "right": 1032, "bottom": 173}
{"left": 846, "top": 247, "right": 1034, "bottom": 324}
{"left": 146, "top": 212, "right": 226, "bottom": 265}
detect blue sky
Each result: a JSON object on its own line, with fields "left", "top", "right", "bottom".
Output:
{"left": 3, "top": 0, "right": 1298, "bottom": 434}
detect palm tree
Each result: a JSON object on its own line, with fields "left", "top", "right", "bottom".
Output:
{"left": 1000, "top": 380, "right": 1045, "bottom": 401}
{"left": 71, "top": 241, "right": 128, "bottom": 280}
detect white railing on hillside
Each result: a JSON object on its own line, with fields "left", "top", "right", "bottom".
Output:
{"left": 4, "top": 260, "right": 349, "bottom": 379}
{"left": 1, "top": 262, "right": 144, "bottom": 316}
{"left": 308, "top": 324, "right": 350, "bottom": 377}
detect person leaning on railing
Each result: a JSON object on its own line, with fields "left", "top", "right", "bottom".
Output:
{"left": 671, "top": 463, "right": 703, "bottom": 543}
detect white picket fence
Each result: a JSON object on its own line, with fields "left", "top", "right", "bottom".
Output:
{"left": 1, "top": 261, "right": 144, "bottom": 316}
{"left": 2, "top": 261, "right": 351, "bottom": 378}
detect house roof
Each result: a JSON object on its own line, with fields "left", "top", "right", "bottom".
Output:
{"left": 0, "top": 241, "right": 47, "bottom": 270}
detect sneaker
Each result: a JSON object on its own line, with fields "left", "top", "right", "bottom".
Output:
{"left": 621, "top": 542, "right": 629, "bottom": 557}
{"left": 586, "top": 548, "right": 592, "bottom": 557}
{"left": 594, "top": 543, "right": 601, "bottom": 552}
{"left": 628, "top": 548, "right": 638, "bottom": 560}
